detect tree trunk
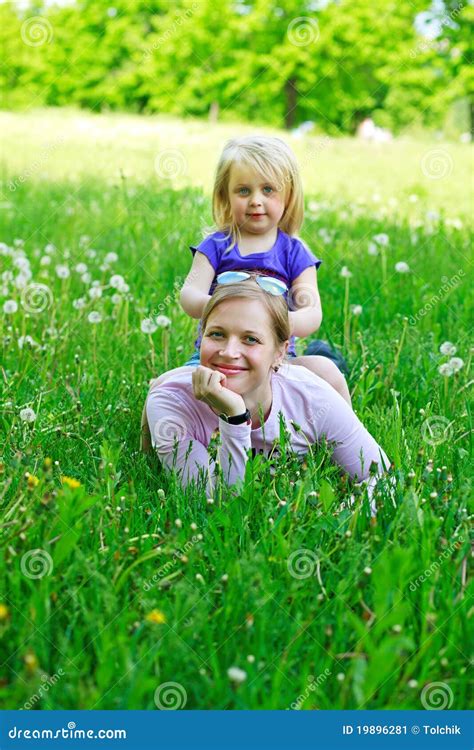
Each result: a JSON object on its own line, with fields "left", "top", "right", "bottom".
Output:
{"left": 209, "top": 101, "right": 219, "bottom": 123}
{"left": 284, "top": 78, "right": 297, "bottom": 129}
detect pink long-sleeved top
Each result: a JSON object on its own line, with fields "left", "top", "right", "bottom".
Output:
{"left": 146, "top": 364, "right": 390, "bottom": 492}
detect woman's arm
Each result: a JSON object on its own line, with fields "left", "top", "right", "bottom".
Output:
{"left": 146, "top": 367, "right": 251, "bottom": 490}
{"left": 307, "top": 376, "right": 390, "bottom": 481}
{"left": 179, "top": 252, "right": 215, "bottom": 319}
{"left": 288, "top": 266, "right": 323, "bottom": 337}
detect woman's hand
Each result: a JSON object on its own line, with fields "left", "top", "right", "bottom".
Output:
{"left": 192, "top": 365, "right": 246, "bottom": 417}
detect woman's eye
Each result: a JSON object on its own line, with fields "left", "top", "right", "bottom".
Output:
{"left": 245, "top": 336, "right": 259, "bottom": 344}
{"left": 208, "top": 331, "right": 223, "bottom": 338}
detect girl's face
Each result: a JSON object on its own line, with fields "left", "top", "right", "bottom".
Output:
{"left": 228, "top": 163, "right": 286, "bottom": 236}
{"left": 200, "top": 297, "right": 287, "bottom": 397}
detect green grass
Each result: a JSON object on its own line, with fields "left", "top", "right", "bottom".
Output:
{"left": 0, "top": 108, "right": 472, "bottom": 710}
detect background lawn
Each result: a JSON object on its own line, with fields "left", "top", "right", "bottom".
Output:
{"left": 0, "top": 109, "right": 472, "bottom": 710}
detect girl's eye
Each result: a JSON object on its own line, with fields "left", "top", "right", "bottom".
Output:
{"left": 238, "top": 187, "right": 250, "bottom": 195}
{"left": 263, "top": 186, "right": 273, "bottom": 194}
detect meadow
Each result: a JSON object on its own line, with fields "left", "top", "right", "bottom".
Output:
{"left": 0, "top": 109, "right": 472, "bottom": 710}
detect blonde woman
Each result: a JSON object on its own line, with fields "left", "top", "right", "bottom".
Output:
{"left": 179, "top": 135, "right": 351, "bottom": 405}
{"left": 144, "top": 281, "right": 389, "bottom": 497}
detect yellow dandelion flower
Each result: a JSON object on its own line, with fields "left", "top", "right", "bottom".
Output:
{"left": 0, "top": 603, "right": 10, "bottom": 621}
{"left": 27, "top": 474, "right": 40, "bottom": 488}
{"left": 61, "top": 475, "right": 81, "bottom": 489}
{"left": 145, "top": 609, "right": 167, "bottom": 624}
{"left": 43, "top": 457, "right": 52, "bottom": 470}
{"left": 24, "top": 652, "right": 39, "bottom": 672}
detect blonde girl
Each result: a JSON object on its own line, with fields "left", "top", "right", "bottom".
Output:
{"left": 179, "top": 135, "right": 351, "bottom": 404}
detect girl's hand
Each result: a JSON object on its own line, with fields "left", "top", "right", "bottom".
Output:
{"left": 192, "top": 365, "right": 246, "bottom": 417}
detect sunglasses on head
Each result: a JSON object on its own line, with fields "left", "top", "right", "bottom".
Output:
{"left": 216, "top": 271, "right": 287, "bottom": 296}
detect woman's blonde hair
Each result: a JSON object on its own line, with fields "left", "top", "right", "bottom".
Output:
{"left": 212, "top": 135, "right": 304, "bottom": 250}
{"left": 201, "top": 280, "right": 290, "bottom": 347}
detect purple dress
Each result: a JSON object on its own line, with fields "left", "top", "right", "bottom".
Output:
{"left": 188, "top": 229, "right": 321, "bottom": 357}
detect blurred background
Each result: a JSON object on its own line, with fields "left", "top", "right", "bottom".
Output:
{"left": 1, "top": 0, "right": 472, "bottom": 138}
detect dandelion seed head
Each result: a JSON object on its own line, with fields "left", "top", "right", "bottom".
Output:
{"left": 87, "top": 311, "right": 102, "bottom": 324}
{"left": 20, "top": 407, "right": 36, "bottom": 422}
{"left": 3, "top": 300, "right": 18, "bottom": 314}
{"left": 439, "top": 341, "right": 456, "bottom": 356}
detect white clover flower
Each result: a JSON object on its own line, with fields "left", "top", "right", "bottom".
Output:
{"left": 55, "top": 265, "right": 70, "bottom": 279}
{"left": 72, "top": 298, "right": 86, "bottom": 309}
{"left": 227, "top": 666, "right": 247, "bottom": 684}
{"left": 340, "top": 266, "right": 352, "bottom": 279}
{"left": 350, "top": 304, "right": 363, "bottom": 316}
{"left": 111, "top": 293, "right": 122, "bottom": 305}
{"left": 438, "top": 363, "right": 454, "bottom": 377}
{"left": 3, "top": 300, "right": 18, "bottom": 314}
{"left": 449, "top": 357, "right": 464, "bottom": 372}
{"left": 439, "top": 341, "right": 456, "bottom": 356}
{"left": 2, "top": 271, "right": 13, "bottom": 282}
{"left": 40, "top": 255, "right": 52, "bottom": 266}
{"left": 87, "top": 311, "right": 102, "bottom": 324}
{"left": 88, "top": 286, "right": 102, "bottom": 300}
{"left": 367, "top": 241, "right": 379, "bottom": 256}
{"left": 141, "top": 318, "right": 158, "bottom": 334}
{"left": 105, "top": 252, "right": 118, "bottom": 264}
{"left": 75, "top": 262, "right": 88, "bottom": 274}
{"left": 109, "top": 274, "right": 125, "bottom": 289}
{"left": 20, "top": 407, "right": 36, "bottom": 422}
{"left": 372, "top": 233, "right": 389, "bottom": 246}
{"left": 18, "top": 335, "right": 38, "bottom": 349}
{"left": 395, "top": 261, "right": 410, "bottom": 273}
{"left": 155, "top": 315, "right": 171, "bottom": 328}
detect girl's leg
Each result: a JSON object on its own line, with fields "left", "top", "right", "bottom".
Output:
{"left": 289, "top": 355, "right": 352, "bottom": 406}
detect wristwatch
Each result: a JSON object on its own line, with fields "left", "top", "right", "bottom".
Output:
{"left": 219, "top": 409, "right": 251, "bottom": 425}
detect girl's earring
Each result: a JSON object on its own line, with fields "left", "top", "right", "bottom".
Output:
{"left": 273, "top": 364, "right": 280, "bottom": 372}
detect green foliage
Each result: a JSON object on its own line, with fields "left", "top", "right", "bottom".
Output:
{"left": 1, "top": 0, "right": 472, "bottom": 133}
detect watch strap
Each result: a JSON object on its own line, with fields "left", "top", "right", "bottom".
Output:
{"left": 219, "top": 409, "right": 251, "bottom": 425}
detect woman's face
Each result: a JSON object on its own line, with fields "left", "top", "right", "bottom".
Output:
{"left": 200, "top": 297, "right": 287, "bottom": 395}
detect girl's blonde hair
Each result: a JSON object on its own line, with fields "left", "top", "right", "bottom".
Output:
{"left": 201, "top": 279, "right": 290, "bottom": 348}
{"left": 212, "top": 135, "right": 304, "bottom": 249}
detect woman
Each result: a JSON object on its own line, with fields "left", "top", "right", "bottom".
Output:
{"left": 143, "top": 280, "right": 389, "bottom": 494}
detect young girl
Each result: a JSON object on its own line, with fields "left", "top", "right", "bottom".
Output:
{"left": 179, "top": 135, "right": 351, "bottom": 405}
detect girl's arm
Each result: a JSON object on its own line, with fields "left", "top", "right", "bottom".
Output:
{"left": 179, "top": 252, "right": 216, "bottom": 319}
{"left": 288, "top": 266, "right": 323, "bottom": 337}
